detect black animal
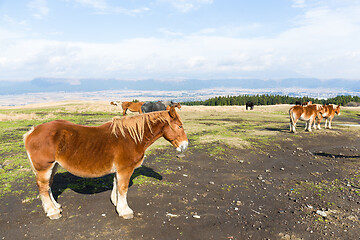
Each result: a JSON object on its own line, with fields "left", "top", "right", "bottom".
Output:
{"left": 141, "top": 101, "right": 167, "bottom": 113}
{"left": 295, "top": 101, "right": 302, "bottom": 105}
{"left": 246, "top": 101, "right": 254, "bottom": 110}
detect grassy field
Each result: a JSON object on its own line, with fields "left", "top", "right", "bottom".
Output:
{"left": 0, "top": 101, "right": 359, "bottom": 239}
{"left": 0, "top": 102, "right": 359, "bottom": 200}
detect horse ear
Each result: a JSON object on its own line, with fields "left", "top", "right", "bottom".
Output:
{"left": 169, "top": 106, "right": 177, "bottom": 118}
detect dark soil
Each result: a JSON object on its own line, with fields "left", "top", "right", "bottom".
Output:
{"left": 1, "top": 126, "right": 359, "bottom": 240}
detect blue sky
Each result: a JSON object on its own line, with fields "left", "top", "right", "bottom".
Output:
{"left": 1, "top": 0, "right": 360, "bottom": 81}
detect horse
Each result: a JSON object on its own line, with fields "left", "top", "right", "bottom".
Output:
{"left": 110, "top": 101, "right": 121, "bottom": 106}
{"left": 295, "top": 101, "right": 302, "bottom": 106}
{"left": 121, "top": 101, "right": 145, "bottom": 115}
{"left": 142, "top": 101, "right": 181, "bottom": 113}
{"left": 302, "top": 101, "right": 312, "bottom": 106}
{"left": 246, "top": 101, "right": 254, "bottom": 110}
{"left": 141, "top": 101, "right": 166, "bottom": 113}
{"left": 313, "top": 104, "right": 341, "bottom": 129}
{"left": 289, "top": 104, "right": 323, "bottom": 133}
{"left": 23, "top": 106, "right": 188, "bottom": 220}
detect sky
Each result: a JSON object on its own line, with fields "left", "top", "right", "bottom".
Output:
{"left": 1, "top": 0, "right": 360, "bottom": 82}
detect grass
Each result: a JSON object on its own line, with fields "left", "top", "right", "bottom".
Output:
{"left": 1, "top": 102, "right": 359, "bottom": 202}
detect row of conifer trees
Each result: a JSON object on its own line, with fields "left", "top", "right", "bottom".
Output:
{"left": 182, "top": 94, "right": 360, "bottom": 106}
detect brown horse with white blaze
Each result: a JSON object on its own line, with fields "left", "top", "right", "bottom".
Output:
{"left": 289, "top": 104, "right": 323, "bottom": 133}
{"left": 23, "top": 106, "right": 188, "bottom": 220}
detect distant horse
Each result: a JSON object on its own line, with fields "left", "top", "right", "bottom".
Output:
{"left": 121, "top": 101, "right": 145, "bottom": 115}
{"left": 302, "top": 101, "right": 312, "bottom": 106}
{"left": 110, "top": 101, "right": 120, "bottom": 106}
{"left": 23, "top": 106, "right": 188, "bottom": 220}
{"left": 142, "top": 101, "right": 181, "bottom": 113}
{"left": 141, "top": 101, "right": 166, "bottom": 113}
{"left": 246, "top": 101, "right": 254, "bottom": 110}
{"left": 166, "top": 101, "right": 181, "bottom": 111}
{"left": 313, "top": 104, "right": 341, "bottom": 129}
{"left": 289, "top": 104, "right": 323, "bottom": 132}
{"left": 295, "top": 101, "right": 302, "bottom": 106}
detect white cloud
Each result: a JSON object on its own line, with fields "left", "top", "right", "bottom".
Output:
{"left": 158, "top": 28, "right": 183, "bottom": 37}
{"left": 1, "top": 1, "right": 360, "bottom": 80}
{"left": 28, "top": 0, "right": 49, "bottom": 19}
{"left": 292, "top": 0, "right": 306, "bottom": 8}
{"left": 161, "top": 0, "right": 214, "bottom": 13}
{"left": 73, "top": 0, "right": 150, "bottom": 15}
{"left": 2, "top": 15, "right": 27, "bottom": 26}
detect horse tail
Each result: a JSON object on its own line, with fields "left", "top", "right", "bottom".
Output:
{"left": 23, "top": 126, "right": 35, "bottom": 143}
{"left": 23, "top": 126, "right": 37, "bottom": 173}
{"left": 289, "top": 107, "right": 296, "bottom": 132}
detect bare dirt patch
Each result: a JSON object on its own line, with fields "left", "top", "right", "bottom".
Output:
{"left": 0, "top": 104, "right": 359, "bottom": 240}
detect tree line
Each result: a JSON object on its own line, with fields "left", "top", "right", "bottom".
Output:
{"left": 182, "top": 94, "right": 360, "bottom": 106}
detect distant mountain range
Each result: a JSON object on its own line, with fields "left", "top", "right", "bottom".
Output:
{"left": 1, "top": 78, "right": 359, "bottom": 95}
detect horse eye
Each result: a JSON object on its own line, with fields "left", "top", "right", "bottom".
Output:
{"left": 179, "top": 126, "right": 183, "bottom": 129}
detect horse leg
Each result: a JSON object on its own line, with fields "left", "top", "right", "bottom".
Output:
{"left": 111, "top": 174, "right": 118, "bottom": 206}
{"left": 325, "top": 119, "right": 328, "bottom": 128}
{"left": 328, "top": 117, "right": 333, "bottom": 129}
{"left": 115, "top": 168, "right": 134, "bottom": 219}
{"left": 35, "top": 163, "right": 62, "bottom": 219}
{"left": 316, "top": 115, "right": 322, "bottom": 129}
{"left": 307, "top": 119, "right": 313, "bottom": 132}
{"left": 49, "top": 163, "right": 61, "bottom": 210}
{"left": 122, "top": 108, "right": 127, "bottom": 116}
{"left": 290, "top": 119, "right": 297, "bottom": 133}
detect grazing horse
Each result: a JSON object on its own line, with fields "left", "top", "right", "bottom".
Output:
{"left": 295, "top": 101, "right": 302, "bottom": 106}
{"left": 121, "top": 101, "right": 145, "bottom": 115}
{"left": 141, "top": 101, "right": 166, "bottom": 113}
{"left": 313, "top": 104, "right": 341, "bottom": 129}
{"left": 110, "top": 101, "right": 121, "bottom": 106}
{"left": 23, "top": 106, "right": 188, "bottom": 220}
{"left": 289, "top": 104, "right": 323, "bottom": 133}
{"left": 246, "top": 101, "right": 254, "bottom": 110}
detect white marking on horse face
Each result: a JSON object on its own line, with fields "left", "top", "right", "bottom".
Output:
{"left": 176, "top": 141, "right": 188, "bottom": 152}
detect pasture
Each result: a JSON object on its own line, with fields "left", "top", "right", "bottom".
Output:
{"left": 0, "top": 102, "right": 359, "bottom": 239}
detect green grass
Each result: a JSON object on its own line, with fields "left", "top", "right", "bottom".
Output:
{"left": 1, "top": 103, "right": 359, "bottom": 202}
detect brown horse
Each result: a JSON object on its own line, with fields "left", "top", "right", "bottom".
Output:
{"left": 166, "top": 102, "right": 181, "bottom": 110}
{"left": 289, "top": 104, "right": 323, "bottom": 132}
{"left": 121, "top": 101, "right": 144, "bottom": 115}
{"left": 23, "top": 106, "right": 188, "bottom": 220}
{"left": 313, "top": 104, "right": 341, "bottom": 129}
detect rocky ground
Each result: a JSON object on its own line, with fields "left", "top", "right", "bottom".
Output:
{"left": 0, "top": 105, "right": 359, "bottom": 240}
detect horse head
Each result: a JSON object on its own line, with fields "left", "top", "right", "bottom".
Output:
{"left": 163, "top": 106, "right": 188, "bottom": 153}
{"left": 335, "top": 105, "right": 341, "bottom": 115}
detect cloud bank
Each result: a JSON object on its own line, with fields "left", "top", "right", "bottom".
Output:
{"left": 0, "top": 0, "right": 360, "bottom": 81}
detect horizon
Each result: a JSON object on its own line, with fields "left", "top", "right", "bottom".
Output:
{"left": 1, "top": 1, "right": 360, "bottom": 82}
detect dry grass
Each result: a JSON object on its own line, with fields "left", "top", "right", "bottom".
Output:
{"left": 0, "top": 112, "right": 57, "bottom": 121}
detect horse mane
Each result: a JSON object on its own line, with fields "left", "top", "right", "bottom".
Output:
{"left": 110, "top": 111, "right": 171, "bottom": 143}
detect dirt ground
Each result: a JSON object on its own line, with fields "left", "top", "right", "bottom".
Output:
{"left": 0, "top": 106, "right": 359, "bottom": 240}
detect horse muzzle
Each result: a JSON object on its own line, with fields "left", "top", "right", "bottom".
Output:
{"left": 176, "top": 141, "right": 188, "bottom": 153}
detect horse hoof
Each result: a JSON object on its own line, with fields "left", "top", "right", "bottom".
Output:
{"left": 122, "top": 213, "right": 134, "bottom": 219}
{"left": 48, "top": 212, "right": 62, "bottom": 220}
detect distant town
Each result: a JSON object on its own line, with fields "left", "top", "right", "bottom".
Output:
{"left": 1, "top": 87, "right": 359, "bottom": 107}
